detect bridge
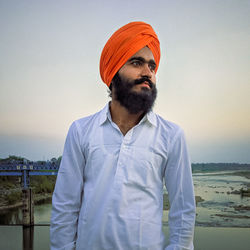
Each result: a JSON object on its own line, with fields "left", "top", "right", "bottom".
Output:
{"left": 0, "top": 162, "right": 59, "bottom": 227}
{"left": 0, "top": 162, "right": 59, "bottom": 188}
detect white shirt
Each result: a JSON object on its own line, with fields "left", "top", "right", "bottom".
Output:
{"left": 50, "top": 104, "right": 195, "bottom": 250}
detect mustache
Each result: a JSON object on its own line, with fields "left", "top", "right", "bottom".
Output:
{"left": 133, "top": 77, "right": 153, "bottom": 89}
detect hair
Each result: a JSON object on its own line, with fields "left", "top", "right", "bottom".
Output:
{"left": 108, "top": 73, "right": 157, "bottom": 114}
{"left": 108, "top": 82, "right": 113, "bottom": 98}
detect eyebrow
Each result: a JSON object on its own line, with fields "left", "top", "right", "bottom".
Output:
{"left": 128, "top": 56, "right": 156, "bottom": 66}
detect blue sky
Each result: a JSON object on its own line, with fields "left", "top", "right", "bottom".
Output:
{"left": 0, "top": 0, "right": 250, "bottom": 162}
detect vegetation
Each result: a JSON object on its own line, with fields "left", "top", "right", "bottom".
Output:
{"left": 231, "top": 171, "right": 250, "bottom": 179}
{"left": 31, "top": 175, "right": 56, "bottom": 194}
{"left": 192, "top": 163, "right": 250, "bottom": 173}
{"left": 0, "top": 155, "right": 61, "bottom": 207}
{"left": 0, "top": 155, "right": 30, "bottom": 164}
{"left": 1, "top": 155, "right": 249, "bottom": 207}
{"left": 5, "top": 190, "right": 22, "bottom": 205}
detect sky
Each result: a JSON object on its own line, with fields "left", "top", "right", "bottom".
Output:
{"left": 0, "top": 0, "right": 250, "bottom": 163}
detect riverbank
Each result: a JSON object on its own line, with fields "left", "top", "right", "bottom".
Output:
{"left": 0, "top": 174, "right": 55, "bottom": 211}
{"left": 0, "top": 193, "right": 52, "bottom": 212}
{"left": 230, "top": 171, "right": 250, "bottom": 179}
{"left": 1, "top": 169, "right": 250, "bottom": 228}
{"left": 163, "top": 194, "right": 204, "bottom": 210}
{"left": 212, "top": 170, "right": 250, "bottom": 196}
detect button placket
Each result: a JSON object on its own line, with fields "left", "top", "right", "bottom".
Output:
{"left": 114, "top": 130, "right": 132, "bottom": 182}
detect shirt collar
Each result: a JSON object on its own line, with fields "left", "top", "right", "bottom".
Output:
{"left": 99, "top": 103, "right": 110, "bottom": 126}
{"left": 141, "top": 110, "right": 157, "bottom": 127}
{"left": 99, "top": 103, "right": 157, "bottom": 127}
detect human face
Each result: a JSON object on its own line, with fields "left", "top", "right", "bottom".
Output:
{"left": 118, "top": 46, "right": 157, "bottom": 92}
{"left": 112, "top": 72, "right": 157, "bottom": 114}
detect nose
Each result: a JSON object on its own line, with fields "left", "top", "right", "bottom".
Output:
{"left": 141, "top": 63, "right": 153, "bottom": 79}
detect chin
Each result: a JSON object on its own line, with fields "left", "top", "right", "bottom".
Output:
{"left": 133, "top": 86, "right": 151, "bottom": 92}
{"left": 141, "top": 86, "right": 151, "bottom": 91}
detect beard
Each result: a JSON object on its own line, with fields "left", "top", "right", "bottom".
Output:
{"left": 111, "top": 73, "right": 157, "bottom": 114}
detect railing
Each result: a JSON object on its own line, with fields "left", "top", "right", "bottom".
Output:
{"left": 0, "top": 163, "right": 59, "bottom": 226}
{"left": 0, "top": 163, "right": 59, "bottom": 188}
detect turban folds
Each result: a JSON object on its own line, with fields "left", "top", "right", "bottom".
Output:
{"left": 100, "top": 21, "right": 161, "bottom": 87}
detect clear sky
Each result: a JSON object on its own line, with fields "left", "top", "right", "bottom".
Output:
{"left": 0, "top": 0, "right": 250, "bottom": 163}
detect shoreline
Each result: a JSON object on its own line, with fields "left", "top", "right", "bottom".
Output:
{"left": 0, "top": 193, "right": 52, "bottom": 212}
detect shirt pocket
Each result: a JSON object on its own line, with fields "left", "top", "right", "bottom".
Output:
{"left": 125, "top": 147, "right": 164, "bottom": 190}
{"left": 84, "top": 144, "right": 120, "bottom": 180}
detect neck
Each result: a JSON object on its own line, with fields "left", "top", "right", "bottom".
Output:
{"left": 110, "top": 99, "right": 144, "bottom": 135}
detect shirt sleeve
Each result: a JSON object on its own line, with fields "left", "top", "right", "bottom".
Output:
{"left": 50, "top": 121, "right": 85, "bottom": 250}
{"left": 164, "top": 128, "right": 196, "bottom": 250}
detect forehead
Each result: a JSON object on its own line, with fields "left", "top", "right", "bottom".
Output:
{"left": 128, "top": 46, "right": 155, "bottom": 62}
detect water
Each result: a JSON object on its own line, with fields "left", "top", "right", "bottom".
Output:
{"left": 193, "top": 171, "right": 250, "bottom": 227}
{"left": 1, "top": 171, "right": 249, "bottom": 227}
{"left": 0, "top": 201, "right": 52, "bottom": 225}
{"left": 1, "top": 226, "right": 250, "bottom": 250}
{"left": 0, "top": 171, "right": 250, "bottom": 249}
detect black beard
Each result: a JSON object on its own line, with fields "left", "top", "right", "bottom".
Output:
{"left": 112, "top": 73, "right": 157, "bottom": 114}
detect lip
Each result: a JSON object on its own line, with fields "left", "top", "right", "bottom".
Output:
{"left": 139, "top": 81, "right": 151, "bottom": 89}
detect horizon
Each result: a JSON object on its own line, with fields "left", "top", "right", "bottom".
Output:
{"left": 1, "top": 1, "right": 250, "bottom": 163}
{"left": 1, "top": 154, "right": 250, "bottom": 165}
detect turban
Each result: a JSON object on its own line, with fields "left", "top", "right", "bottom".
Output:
{"left": 100, "top": 21, "right": 161, "bottom": 87}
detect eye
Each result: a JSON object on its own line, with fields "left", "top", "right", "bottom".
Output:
{"left": 131, "top": 60, "right": 142, "bottom": 66}
{"left": 149, "top": 63, "right": 156, "bottom": 71}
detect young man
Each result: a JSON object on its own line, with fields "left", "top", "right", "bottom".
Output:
{"left": 51, "top": 21, "right": 196, "bottom": 250}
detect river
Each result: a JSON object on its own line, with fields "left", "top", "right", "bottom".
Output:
{"left": 0, "top": 170, "right": 250, "bottom": 249}
{"left": 1, "top": 225, "right": 250, "bottom": 250}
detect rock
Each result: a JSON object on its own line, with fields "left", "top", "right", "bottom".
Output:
{"left": 163, "top": 194, "right": 205, "bottom": 210}
{"left": 214, "top": 214, "right": 250, "bottom": 219}
{"left": 195, "top": 196, "right": 204, "bottom": 205}
{"left": 231, "top": 190, "right": 241, "bottom": 195}
{"left": 233, "top": 205, "right": 250, "bottom": 211}
{"left": 241, "top": 188, "right": 250, "bottom": 197}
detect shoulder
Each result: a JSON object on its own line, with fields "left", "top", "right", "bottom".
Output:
{"left": 75, "top": 109, "right": 103, "bottom": 128}
{"left": 68, "top": 107, "right": 105, "bottom": 138}
{"left": 150, "top": 112, "right": 188, "bottom": 152}
{"left": 153, "top": 114, "right": 190, "bottom": 162}
{"left": 154, "top": 113, "right": 184, "bottom": 139}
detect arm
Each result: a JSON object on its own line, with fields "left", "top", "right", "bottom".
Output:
{"left": 164, "top": 128, "right": 196, "bottom": 250}
{"left": 50, "top": 122, "right": 85, "bottom": 250}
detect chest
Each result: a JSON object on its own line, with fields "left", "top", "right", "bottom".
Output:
{"left": 81, "top": 124, "right": 168, "bottom": 189}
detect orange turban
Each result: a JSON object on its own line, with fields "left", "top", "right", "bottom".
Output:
{"left": 100, "top": 21, "right": 161, "bottom": 87}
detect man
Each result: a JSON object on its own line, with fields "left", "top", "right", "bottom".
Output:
{"left": 51, "top": 21, "right": 196, "bottom": 250}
